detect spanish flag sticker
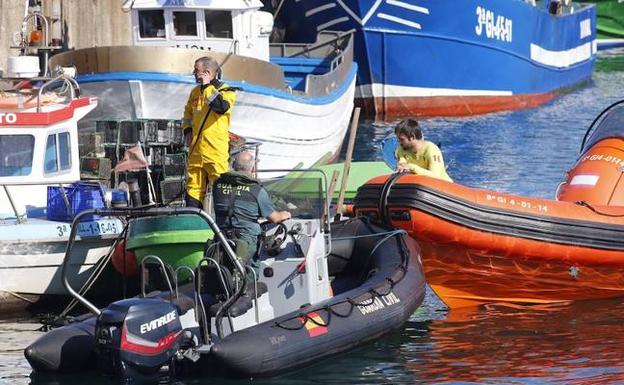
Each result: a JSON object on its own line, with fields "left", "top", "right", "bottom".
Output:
{"left": 300, "top": 312, "right": 328, "bottom": 337}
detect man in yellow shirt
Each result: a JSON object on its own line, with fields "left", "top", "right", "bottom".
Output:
{"left": 394, "top": 118, "right": 453, "bottom": 182}
{"left": 183, "top": 56, "right": 237, "bottom": 209}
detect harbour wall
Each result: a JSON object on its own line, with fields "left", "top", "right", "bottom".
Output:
{"left": 0, "top": 0, "right": 132, "bottom": 75}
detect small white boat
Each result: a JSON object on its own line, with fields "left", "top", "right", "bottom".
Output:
{"left": 48, "top": 0, "right": 357, "bottom": 172}
{"left": 0, "top": 76, "right": 123, "bottom": 313}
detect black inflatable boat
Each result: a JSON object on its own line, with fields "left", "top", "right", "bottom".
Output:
{"left": 25, "top": 180, "right": 425, "bottom": 381}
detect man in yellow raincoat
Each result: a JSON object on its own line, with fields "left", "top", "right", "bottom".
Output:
{"left": 183, "top": 56, "right": 237, "bottom": 209}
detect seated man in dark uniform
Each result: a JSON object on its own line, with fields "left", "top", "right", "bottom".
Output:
{"left": 212, "top": 151, "right": 291, "bottom": 273}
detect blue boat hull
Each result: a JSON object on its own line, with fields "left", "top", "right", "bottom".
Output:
{"left": 276, "top": 0, "right": 597, "bottom": 117}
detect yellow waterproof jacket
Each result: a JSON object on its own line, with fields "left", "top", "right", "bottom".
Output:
{"left": 182, "top": 81, "right": 237, "bottom": 169}
{"left": 396, "top": 141, "right": 453, "bottom": 182}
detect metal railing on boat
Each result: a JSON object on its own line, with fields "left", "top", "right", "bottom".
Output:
{"left": 60, "top": 207, "right": 244, "bottom": 337}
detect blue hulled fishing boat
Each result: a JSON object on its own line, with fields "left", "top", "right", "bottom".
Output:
{"left": 273, "top": 0, "right": 597, "bottom": 118}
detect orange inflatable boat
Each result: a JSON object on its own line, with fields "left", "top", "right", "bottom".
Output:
{"left": 354, "top": 101, "right": 624, "bottom": 308}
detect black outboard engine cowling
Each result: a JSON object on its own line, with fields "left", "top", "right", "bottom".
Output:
{"left": 95, "top": 298, "right": 183, "bottom": 379}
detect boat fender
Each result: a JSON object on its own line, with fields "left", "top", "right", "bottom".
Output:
{"left": 111, "top": 239, "right": 138, "bottom": 276}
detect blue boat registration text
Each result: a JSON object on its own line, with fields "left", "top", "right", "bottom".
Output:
{"left": 475, "top": 6, "right": 513, "bottom": 43}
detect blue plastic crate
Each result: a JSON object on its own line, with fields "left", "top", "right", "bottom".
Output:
{"left": 46, "top": 183, "right": 105, "bottom": 222}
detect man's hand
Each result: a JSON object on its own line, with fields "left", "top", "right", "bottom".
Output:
{"left": 396, "top": 162, "right": 411, "bottom": 173}
{"left": 268, "top": 210, "right": 291, "bottom": 223}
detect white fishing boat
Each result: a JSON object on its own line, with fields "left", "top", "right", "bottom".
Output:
{"left": 0, "top": 75, "right": 124, "bottom": 313}
{"left": 48, "top": 0, "right": 357, "bottom": 172}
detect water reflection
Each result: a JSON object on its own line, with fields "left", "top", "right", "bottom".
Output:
{"left": 403, "top": 299, "right": 624, "bottom": 384}
{"left": 0, "top": 318, "right": 40, "bottom": 385}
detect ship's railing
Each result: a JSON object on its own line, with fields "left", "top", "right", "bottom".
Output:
{"left": 1, "top": 180, "right": 77, "bottom": 224}
{"left": 36, "top": 74, "right": 80, "bottom": 112}
{"left": 269, "top": 29, "right": 355, "bottom": 60}
{"left": 269, "top": 30, "right": 355, "bottom": 98}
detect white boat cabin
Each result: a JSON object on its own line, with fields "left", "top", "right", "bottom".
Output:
{"left": 126, "top": 0, "right": 274, "bottom": 61}
{"left": 0, "top": 81, "right": 96, "bottom": 217}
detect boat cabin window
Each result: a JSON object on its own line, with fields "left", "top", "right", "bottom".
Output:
{"left": 139, "top": 10, "right": 166, "bottom": 39}
{"left": 205, "top": 11, "right": 232, "bottom": 38}
{"left": 260, "top": 174, "right": 325, "bottom": 220}
{"left": 44, "top": 132, "right": 71, "bottom": 174}
{"left": 173, "top": 11, "right": 198, "bottom": 37}
{"left": 0, "top": 135, "right": 34, "bottom": 177}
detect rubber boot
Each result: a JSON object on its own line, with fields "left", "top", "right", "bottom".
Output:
{"left": 185, "top": 193, "right": 203, "bottom": 209}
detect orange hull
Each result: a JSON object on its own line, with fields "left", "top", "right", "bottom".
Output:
{"left": 354, "top": 173, "right": 624, "bottom": 308}
{"left": 356, "top": 92, "right": 556, "bottom": 120}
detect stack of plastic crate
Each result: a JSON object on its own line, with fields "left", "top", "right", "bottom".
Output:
{"left": 160, "top": 153, "right": 186, "bottom": 206}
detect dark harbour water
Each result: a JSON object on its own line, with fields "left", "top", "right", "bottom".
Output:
{"left": 3, "top": 55, "right": 624, "bottom": 385}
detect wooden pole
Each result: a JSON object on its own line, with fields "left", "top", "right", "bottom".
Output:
{"left": 336, "top": 107, "right": 360, "bottom": 213}
{"left": 326, "top": 170, "right": 340, "bottom": 215}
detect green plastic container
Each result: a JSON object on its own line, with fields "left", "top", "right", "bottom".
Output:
{"left": 126, "top": 214, "right": 214, "bottom": 277}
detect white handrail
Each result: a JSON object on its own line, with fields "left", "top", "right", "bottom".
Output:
{"left": 36, "top": 75, "right": 80, "bottom": 112}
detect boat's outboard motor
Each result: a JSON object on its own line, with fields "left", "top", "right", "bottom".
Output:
{"left": 95, "top": 298, "right": 183, "bottom": 380}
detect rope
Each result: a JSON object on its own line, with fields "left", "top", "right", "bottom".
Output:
{"left": 576, "top": 200, "right": 624, "bottom": 217}
{"left": 38, "top": 224, "right": 129, "bottom": 330}
{"left": 332, "top": 228, "right": 407, "bottom": 241}
{"left": 369, "top": 230, "right": 407, "bottom": 256}
{"left": 274, "top": 283, "right": 396, "bottom": 330}
{"left": 274, "top": 228, "right": 411, "bottom": 331}
{"left": 328, "top": 299, "right": 356, "bottom": 318}
{"left": 275, "top": 316, "right": 307, "bottom": 331}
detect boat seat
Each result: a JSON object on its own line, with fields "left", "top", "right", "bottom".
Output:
{"left": 143, "top": 263, "right": 177, "bottom": 294}
{"left": 197, "top": 264, "right": 235, "bottom": 301}
{"left": 198, "top": 265, "right": 268, "bottom": 318}
{"left": 172, "top": 293, "right": 196, "bottom": 313}
{"left": 206, "top": 281, "right": 268, "bottom": 318}
{"left": 197, "top": 264, "right": 268, "bottom": 296}
{"left": 143, "top": 288, "right": 198, "bottom": 313}
{"left": 328, "top": 220, "right": 377, "bottom": 294}
{"left": 245, "top": 281, "right": 268, "bottom": 298}
{"left": 327, "top": 237, "right": 355, "bottom": 276}
{"left": 208, "top": 295, "right": 253, "bottom": 318}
